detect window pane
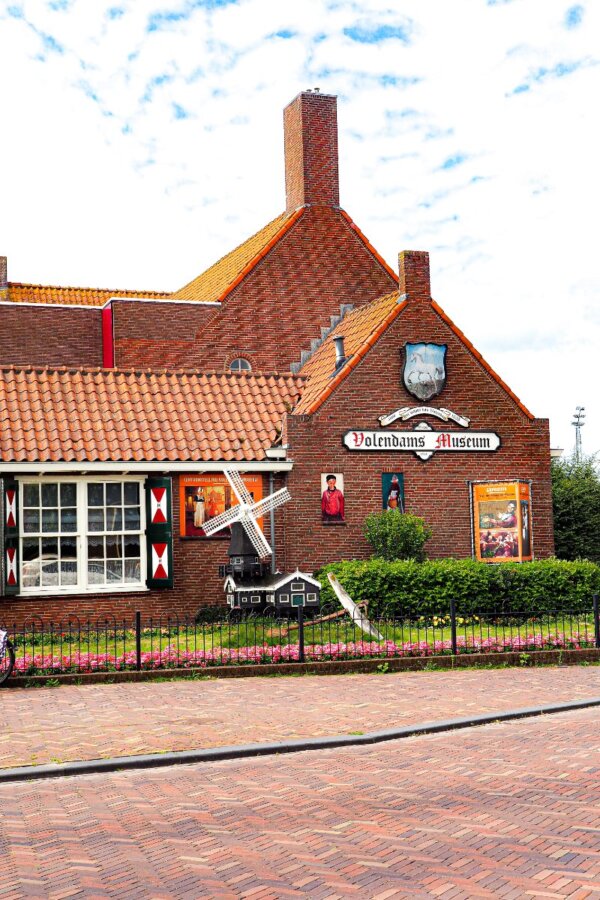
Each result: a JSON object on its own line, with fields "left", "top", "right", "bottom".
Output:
{"left": 41, "top": 559, "right": 59, "bottom": 587}
{"left": 124, "top": 559, "right": 141, "bottom": 583}
{"left": 41, "top": 537, "right": 58, "bottom": 557}
{"left": 88, "top": 508, "right": 104, "bottom": 532}
{"left": 124, "top": 507, "right": 140, "bottom": 530}
{"left": 60, "top": 483, "right": 76, "bottom": 506}
{"left": 60, "top": 536, "right": 77, "bottom": 561}
{"left": 41, "top": 484, "right": 58, "bottom": 507}
{"left": 22, "top": 566, "right": 40, "bottom": 588}
{"left": 106, "top": 508, "right": 122, "bottom": 531}
{"left": 88, "top": 562, "right": 104, "bottom": 584}
{"left": 124, "top": 483, "right": 139, "bottom": 505}
{"left": 88, "top": 483, "right": 104, "bottom": 507}
{"left": 61, "top": 563, "right": 78, "bottom": 585}
{"left": 22, "top": 538, "right": 40, "bottom": 561}
{"left": 41, "top": 509, "right": 59, "bottom": 532}
{"left": 107, "top": 560, "right": 123, "bottom": 582}
{"left": 105, "top": 537, "right": 121, "bottom": 560}
{"left": 23, "top": 509, "right": 40, "bottom": 533}
{"left": 23, "top": 484, "right": 39, "bottom": 507}
{"left": 87, "top": 537, "right": 104, "bottom": 560}
{"left": 61, "top": 507, "right": 77, "bottom": 532}
{"left": 124, "top": 536, "right": 140, "bottom": 558}
{"left": 106, "top": 483, "right": 122, "bottom": 506}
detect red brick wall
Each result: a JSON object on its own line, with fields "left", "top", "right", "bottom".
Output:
{"left": 179, "top": 207, "right": 397, "bottom": 372}
{"left": 281, "top": 294, "right": 554, "bottom": 571}
{"left": 0, "top": 306, "right": 102, "bottom": 367}
{"left": 112, "top": 301, "right": 219, "bottom": 368}
{"left": 0, "top": 473, "right": 292, "bottom": 627}
{"left": 284, "top": 91, "right": 340, "bottom": 211}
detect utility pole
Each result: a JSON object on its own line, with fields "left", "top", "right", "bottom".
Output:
{"left": 572, "top": 406, "right": 585, "bottom": 462}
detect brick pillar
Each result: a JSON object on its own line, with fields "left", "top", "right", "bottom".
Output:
{"left": 398, "top": 250, "right": 431, "bottom": 302}
{"left": 284, "top": 91, "right": 340, "bottom": 212}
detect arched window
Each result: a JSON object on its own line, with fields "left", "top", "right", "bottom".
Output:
{"left": 229, "top": 357, "right": 252, "bottom": 373}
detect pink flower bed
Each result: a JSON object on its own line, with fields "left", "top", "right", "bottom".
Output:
{"left": 10, "top": 631, "right": 595, "bottom": 676}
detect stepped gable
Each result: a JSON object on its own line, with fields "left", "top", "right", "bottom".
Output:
{"left": 294, "top": 280, "right": 534, "bottom": 419}
{"left": 0, "top": 366, "right": 305, "bottom": 463}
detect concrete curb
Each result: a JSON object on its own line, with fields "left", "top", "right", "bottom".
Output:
{"left": 1, "top": 696, "right": 600, "bottom": 784}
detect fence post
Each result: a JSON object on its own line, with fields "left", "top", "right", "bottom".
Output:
{"left": 594, "top": 595, "right": 600, "bottom": 649}
{"left": 135, "top": 611, "right": 142, "bottom": 671}
{"left": 449, "top": 598, "right": 458, "bottom": 656}
{"left": 297, "top": 605, "right": 305, "bottom": 664}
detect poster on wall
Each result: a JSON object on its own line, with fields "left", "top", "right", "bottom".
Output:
{"left": 321, "top": 473, "right": 345, "bottom": 524}
{"left": 382, "top": 473, "right": 405, "bottom": 511}
{"left": 473, "top": 482, "right": 532, "bottom": 563}
{"left": 179, "top": 474, "right": 263, "bottom": 538}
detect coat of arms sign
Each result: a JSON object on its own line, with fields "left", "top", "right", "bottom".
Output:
{"left": 403, "top": 343, "right": 447, "bottom": 401}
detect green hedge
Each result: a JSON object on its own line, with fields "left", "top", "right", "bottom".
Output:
{"left": 315, "top": 558, "right": 600, "bottom": 618}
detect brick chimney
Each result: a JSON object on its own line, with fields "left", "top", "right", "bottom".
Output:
{"left": 0, "top": 256, "right": 7, "bottom": 298}
{"left": 398, "top": 251, "right": 431, "bottom": 302}
{"left": 284, "top": 91, "right": 340, "bottom": 212}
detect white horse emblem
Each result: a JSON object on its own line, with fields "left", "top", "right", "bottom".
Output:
{"left": 403, "top": 343, "right": 446, "bottom": 401}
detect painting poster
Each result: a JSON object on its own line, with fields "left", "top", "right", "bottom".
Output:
{"left": 321, "top": 473, "right": 345, "bottom": 524}
{"left": 179, "top": 474, "right": 263, "bottom": 538}
{"left": 473, "top": 481, "right": 532, "bottom": 563}
{"left": 381, "top": 473, "right": 405, "bottom": 512}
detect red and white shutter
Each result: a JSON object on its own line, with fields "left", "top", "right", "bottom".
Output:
{"left": 2, "top": 478, "right": 19, "bottom": 595}
{"left": 145, "top": 477, "right": 173, "bottom": 589}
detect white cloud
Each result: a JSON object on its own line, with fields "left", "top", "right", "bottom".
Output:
{"left": 0, "top": 0, "right": 599, "bottom": 454}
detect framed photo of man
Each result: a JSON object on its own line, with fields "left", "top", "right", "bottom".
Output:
{"left": 381, "top": 473, "right": 405, "bottom": 512}
{"left": 321, "top": 473, "right": 345, "bottom": 524}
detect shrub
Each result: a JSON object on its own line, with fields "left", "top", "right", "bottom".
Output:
{"left": 315, "top": 557, "right": 600, "bottom": 618}
{"left": 364, "top": 510, "right": 432, "bottom": 561}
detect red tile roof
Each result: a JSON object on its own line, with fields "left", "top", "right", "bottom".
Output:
{"left": 171, "top": 210, "right": 302, "bottom": 302}
{"left": 295, "top": 291, "right": 535, "bottom": 419}
{"left": 0, "top": 367, "right": 304, "bottom": 463}
{"left": 5, "top": 284, "right": 172, "bottom": 308}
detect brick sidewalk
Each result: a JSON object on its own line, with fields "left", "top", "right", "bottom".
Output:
{"left": 1, "top": 706, "right": 600, "bottom": 898}
{"left": 2, "top": 665, "right": 600, "bottom": 770}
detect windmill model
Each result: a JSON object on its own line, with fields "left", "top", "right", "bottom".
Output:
{"left": 210, "top": 471, "right": 382, "bottom": 641}
{"left": 202, "top": 469, "right": 290, "bottom": 556}
{"left": 208, "top": 469, "right": 322, "bottom": 613}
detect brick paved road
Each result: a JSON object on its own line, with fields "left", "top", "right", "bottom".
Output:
{"left": 2, "top": 666, "right": 600, "bottom": 769}
{"left": 1, "top": 707, "right": 600, "bottom": 898}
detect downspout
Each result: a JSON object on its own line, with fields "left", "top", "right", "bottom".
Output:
{"left": 102, "top": 302, "right": 115, "bottom": 368}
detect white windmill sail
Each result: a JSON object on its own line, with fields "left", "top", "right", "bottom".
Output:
{"left": 202, "top": 469, "right": 291, "bottom": 559}
{"left": 327, "top": 573, "right": 384, "bottom": 641}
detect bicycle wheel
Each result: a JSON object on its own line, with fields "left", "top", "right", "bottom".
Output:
{"left": 0, "top": 640, "right": 15, "bottom": 686}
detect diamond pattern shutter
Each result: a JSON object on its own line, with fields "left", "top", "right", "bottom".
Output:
{"left": 145, "top": 477, "right": 174, "bottom": 589}
{"left": 2, "top": 478, "right": 19, "bottom": 596}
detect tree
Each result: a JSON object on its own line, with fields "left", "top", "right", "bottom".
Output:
{"left": 364, "top": 510, "right": 432, "bottom": 562}
{"left": 551, "top": 453, "right": 600, "bottom": 563}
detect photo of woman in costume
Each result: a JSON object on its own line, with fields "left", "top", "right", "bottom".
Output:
{"left": 193, "top": 487, "right": 206, "bottom": 528}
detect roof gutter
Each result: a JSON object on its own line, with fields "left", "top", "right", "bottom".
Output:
{"left": 1, "top": 460, "right": 293, "bottom": 475}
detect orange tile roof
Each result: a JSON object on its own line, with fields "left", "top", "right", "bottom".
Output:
{"left": 172, "top": 209, "right": 302, "bottom": 302}
{"left": 295, "top": 292, "right": 535, "bottom": 419}
{"left": 0, "top": 367, "right": 305, "bottom": 463}
{"left": 5, "top": 283, "right": 172, "bottom": 308}
{"left": 294, "top": 291, "right": 404, "bottom": 414}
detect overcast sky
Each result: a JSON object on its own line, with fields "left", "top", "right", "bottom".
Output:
{"left": 1, "top": 0, "right": 598, "bottom": 456}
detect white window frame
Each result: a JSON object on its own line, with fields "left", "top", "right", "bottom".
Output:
{"left": 18, "top": 476, "right": 147, "bottom": 595}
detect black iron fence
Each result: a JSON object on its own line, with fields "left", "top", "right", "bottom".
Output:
{"left": 2, "top": 594, "right": 600, "bottom": 679}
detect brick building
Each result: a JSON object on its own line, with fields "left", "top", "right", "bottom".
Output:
{"left": 0, "top": 91, "right": 553, "bottom": 625}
